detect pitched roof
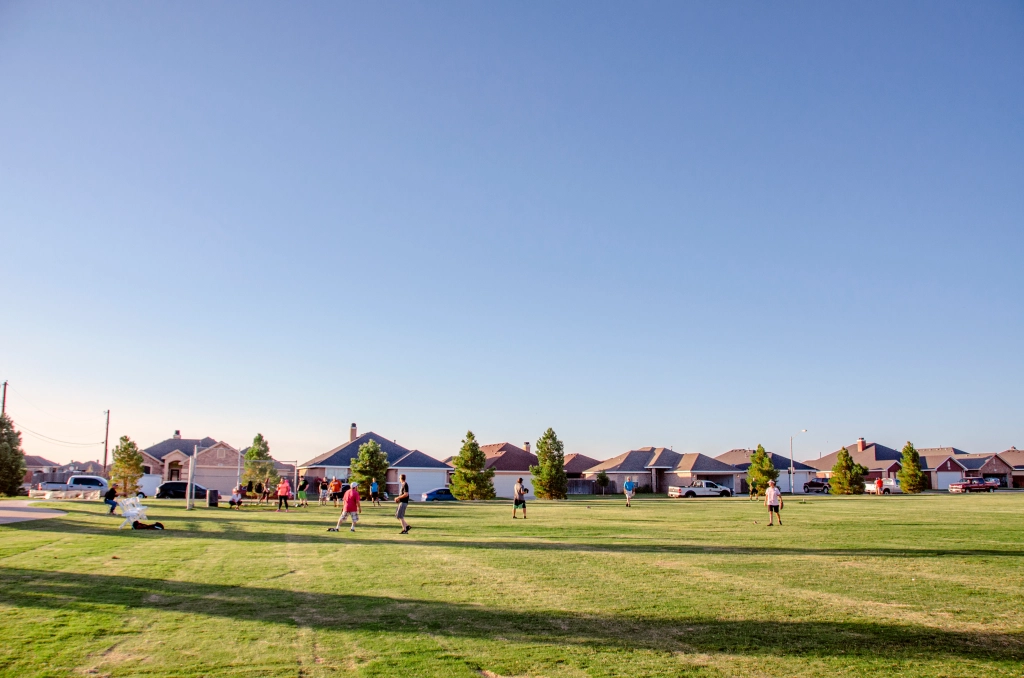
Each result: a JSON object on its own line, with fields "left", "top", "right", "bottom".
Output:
{"left": 917, "top": 447, "right": 969, "bottom": 457}
{"left": 806, "top": 441, "right": 902, "bottom": 471}
{"left": 583, "top": 448, "right": 743, "bottom": 474}
{"left": 144, "top": 436, "right": 218, "bottom": 461}
{"left": 715, "top": 449, "right": 816, "bottom": 472}
{"left": 918, "top": 455, "right": 967, "bottom": 471}
{"left": 23, "top": 454, "right": 57, "bottom": 467}
{"left": 299, "top": 432, "right": 447, "bottom": 469}
{"left": 584, "top": 449, "right": 657, "bottom": 473}
{"left": 675, "top": 453, "right": 745, "bottom": 473}
{"left": 996, "top": 448, "right": 1024, "bottom": 469}
{"left": 480, "top": 443, "right": 538, "bottom": 472}
{"left": 564, "top": 453, "right": 602, "bottom": 475}
{"left": 645, "top": 447, "right": 682, "bottom": 468}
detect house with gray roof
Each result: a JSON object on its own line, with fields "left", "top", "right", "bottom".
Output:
{"left": 715, "top": 449, "right": 817, "bottom": 494}
{"left": 807, "top": 438, "right": 904, "bottom": 480}
{"left": 581, "top": 447, "right": 745, "bottom": 493}
{"left": 298, "top": 424, "right": 450, "bottom": 498}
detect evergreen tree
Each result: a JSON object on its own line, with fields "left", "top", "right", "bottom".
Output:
{"left": 746, "top": 444, "right": 778, "bottom": 497}
{"left": 242, "top": 433, "right": 279, "bottom": 486}
{"left": 110, "top": 435, "right": 144, "bottom": 496}
{"left": 897, "top": 441, "right": 926, "bottom": 493}
{"left": 349, "top": 439, "right": 390, "bottom": 499}
{"left": 449, "top": 431, "right": 495, "bottom": 500}
{"left": 530, "top": 428, "right": 568, "bottom": 500}
{"left": 0, "top": 415, "right": 26, "bottom": 497}
{"left": 595, "top": 470, "right": 610, "bottom": 495}
{"left": 830, "top": 448, "right": 868, "bottom": 495}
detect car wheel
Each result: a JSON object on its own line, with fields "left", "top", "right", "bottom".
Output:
{"left": 803, "top": 485, "right": 809, "bottom": 493}
{"left": 883, "top": 489, "right": 890, "bottom": 495}
{"left": 137, "top": 492, "right": 146, "bottom": 498}
{"left": 720, "top": 491, "right": 730, "bottom": 497}
{"left": 684, "top": 491, "right": 696, "bottom": 498}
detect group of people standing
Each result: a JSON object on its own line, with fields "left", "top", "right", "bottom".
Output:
{"left": 229, "top": 476, "right": 313, "bottom": 512}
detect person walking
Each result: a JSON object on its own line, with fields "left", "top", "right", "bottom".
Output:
{"left": 370, "top": 478, "right": 381, "bottom": 507}
{"left": 297, "top": 477, "right": 309, "bottom": 507}
{"left": 329, "top": 477, "right": 343, "bottom": 508}
{"left": 512, "top": 477, "right": 529, "bottom": 519}
{"left": 329, "top": 482, "right": 362, "bottom": 532}
{"left": 395, "top": 473, "right": 411, "bottom": 534}
{"left": 103, "top": 483, "right": 118, "bottom": 515}
{"left": 874, "top": 477, "right": 884, "bottom": 496}
{"left": 623, "top": 476, "right": 637, "bottom": 507}
{"left": 764, "top": 479, "right": 783, "bottom": 526}
{"left": 276, "top": 478, "right": 291, "bottom": 512}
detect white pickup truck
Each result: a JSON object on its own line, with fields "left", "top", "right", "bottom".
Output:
{"left": 668, "top": 480, "right": 732, "bottom": 498}
{"left": 37, "top": 475, "right": 109, "bottom": 492}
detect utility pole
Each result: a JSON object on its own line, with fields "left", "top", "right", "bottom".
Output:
{"left": 1, "top": 380, "right": 7, "bottom": 416}
{"left": 102, "top": 410, "right": 110, "bottom": 475}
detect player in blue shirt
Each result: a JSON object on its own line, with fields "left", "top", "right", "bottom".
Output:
{"left": 623, "top": 477, "right": 637, "bottom": 507}
{"left": 370, "top": 478, "right": 381, "bottom": 506}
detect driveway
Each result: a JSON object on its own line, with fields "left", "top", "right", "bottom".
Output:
{"left": 0, "top": 500, "right": 67, "bottom": 525}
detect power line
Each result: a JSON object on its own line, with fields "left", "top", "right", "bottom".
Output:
{"left": 10, "top": 420, "right": 104, "bottom": 447}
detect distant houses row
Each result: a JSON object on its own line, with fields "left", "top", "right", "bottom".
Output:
{"left": 25, "top": 425, "right": 1022, "bottom": 498}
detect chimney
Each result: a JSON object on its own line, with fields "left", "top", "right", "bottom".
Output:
{"left": 524, "top": 442, "right": 530, "bottom": 454}
{"left": 857, "top": 437, "right": 865, "bottom": 452}
{"left": 173, "top": 430, "right": 181, "bottom": 439}
{"left": 350, "top": 423, "right": 357, "bottom": 442}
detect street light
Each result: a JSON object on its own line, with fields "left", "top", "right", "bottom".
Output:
{"left": 790, "top": 429, "right": 807, "bottom": 494}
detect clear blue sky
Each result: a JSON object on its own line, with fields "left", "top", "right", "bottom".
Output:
{"left": 2, "top": 1, "right": 1022, "bottom": 465}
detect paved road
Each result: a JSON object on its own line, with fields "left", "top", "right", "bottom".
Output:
{"left": 0, "top": 500, "right": 67, "bottom": 525}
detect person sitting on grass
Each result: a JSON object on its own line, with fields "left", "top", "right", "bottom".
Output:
{"left": 228, "top": 487, "right": 244, "bottom": 509}
{"left": 103, "top": 484, "right": 118, "bottom": 515}
{"left": 329, "top": 482, "right": 361, "bottom": 532}
{"left": 764, "top": 479, "right": 783, "bottom": 526}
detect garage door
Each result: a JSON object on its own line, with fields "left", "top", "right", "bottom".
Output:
{"left": 936, "top": 472, "right": 961, "bottom": 490}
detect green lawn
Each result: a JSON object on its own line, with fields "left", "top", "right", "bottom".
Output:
{"left": 1, "top": 493, "right": 1022, "bottom": 677}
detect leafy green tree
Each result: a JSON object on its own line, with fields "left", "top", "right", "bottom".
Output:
{"left": 595, "top": 470, "right": 610, "bottom": 495}
{"left": 746, "top": 444, "right": 778, "bottom": 497}
{"left": 349, "top": 439, "right": 390, "bottom": 499}
{"left": 0, "top": 415, "right": 27, "bottom": 497}
{"left": 830, "top": 448, "right": 868, "bottom": 495}
{"left": 242, "top": 433, "right": 279, "bottom": 487}
{"left": 530, "top": 428, "right": 568, "bottom": 500}
{"left": 110, "top": 436, "right": 144, "bottom": 496}
{"left": 897, "top": 441, "right": 926, "bottom": 493}
{"left": 449, "top": 431, "right": 495, "bottom": 500}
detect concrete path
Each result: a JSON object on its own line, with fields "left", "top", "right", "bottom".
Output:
{"left": 0, "top": 500, "right": 67, "bottom": 525}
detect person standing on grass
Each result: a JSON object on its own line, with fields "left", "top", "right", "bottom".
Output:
{"left": 329, "top": 477, "right": 343, "bottom": 508}
{"left": 395, "top": 473, "right": 411, "bottom": 534}
{"left": 297, "top": 477, "right": 309, "bottom": 508}
{"left": 370, "top": 478, "right": 381, "bottom": 506}
{"left": 319, "top": 478, "right": 329, "bottom": 506}
{"left": 260, "top": 478, "right": 272, "bottom": 505}
{"left": 331, "top": 481, "right": 362, "bottom": 532}
{"left": 764, "top": 479, "right": 783, "bottom": 526}
{"left": 103, "top": 483, "right": 118, "bottom": 515}
{"left": 276, "top": 478, "right": 291, "bottom": 512}
{"left": 623, "top": 476, "right": 637, "bottom": 507}
{"left": 254, "top": 480, "right": 264, "bottom": 503}
{"left": 512, "top": 477, "right": 528, "bottom": 519}
{"left": 875, "top": 477, "right": 884, "bottom": 496}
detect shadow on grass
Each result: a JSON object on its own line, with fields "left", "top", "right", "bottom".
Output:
{"left": 6, "top": 516, "right": 1024, "bottom": 561}
{"left": 1, "top": 566, "right": 1020, "bottom": 662}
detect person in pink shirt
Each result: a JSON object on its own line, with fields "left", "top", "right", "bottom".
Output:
{"left": 329, "top": 482, "right": 362, "bottom": 532}
{"left": 276, "top": 478, "right": 291, "bottom": 512}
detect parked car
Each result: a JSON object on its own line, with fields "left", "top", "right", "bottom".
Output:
{"left": 37, "top": 475, "right": 109, "bottom": 492}
{"left": 982, "top": 478, "right": 1001, "bottom": 490}
{"left": 668, "top": 481, "right": 732, "bottom": 498}
{"left": 948, "top": 478, "right": 994, "bottom": 493}
{"left": 864, "top": 478, "right": 902, "bottom": 495}
{"left": 155, "top": 481, "right": 208, "bottom": 499}
{"left": 421, "top": 487, "right": 457, "bottom": 502}
{"left": 803, "top": 478, "right": 831, "bottom": 493}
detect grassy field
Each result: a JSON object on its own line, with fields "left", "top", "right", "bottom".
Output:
{"left": 1, "top": 493, "right": 1022, "bottom": 678}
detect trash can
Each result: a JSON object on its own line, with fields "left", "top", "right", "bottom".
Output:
{"left": 206, "top": 489, "right": 219, "bottom": 507}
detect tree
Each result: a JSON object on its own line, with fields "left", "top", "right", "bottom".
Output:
{"left": 530, "top": 428, "right": 568, "bottom": 500}
{"left": 0, "top": 415, "right": 26, "bottom": 497}
{"left": 595, "top": 470, "right": 610, "bottom": 495}
{"left": 449, "top": 431, "right": 495, "bottom": 500}
{"left": 242, "top": 433, "right": 279, "bottom": 487}
{"left": 897, "top": 441, "right": 926, "bottom": 493}
{"left": 349, "top": 439, "right": 390, "bottom": 499}
{"left": 830, "top": 448, "right": 868, "bottom": 495}
{"left": 110, "top": 435, "right": 144, "bottom": 496}
{"left": 746, "top": 444, "right": 778, "bottom": 497}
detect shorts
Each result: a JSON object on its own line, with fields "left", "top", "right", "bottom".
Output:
{"left": 625, "top": 490, "right": 635, "bottom": 499}
{"left": 370, "top": 492, "right": 379, "bottom": 500}
{"left": 767, "top": 505, "right": 780, "bottom": 513}
{"left": 330, "top": 492, "right": 342, "bottom": 500}
{"left": 342, "top": 512, "right": 359, "bottom": 522}
{"left": 297, "top": 491, "right": 307, "bottom": 500}
{"left": 514, "top": 500, "right": 526, "bottom": 508}
{"left": 395, "top": 502, "right": 408, "bottom": 519}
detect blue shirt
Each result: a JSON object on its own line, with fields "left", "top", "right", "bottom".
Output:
{"left": 370, "top": 482, "right": 378, "bottom": 493}
{"left": 623, "top": 481, "right": 636, "bottom": 492}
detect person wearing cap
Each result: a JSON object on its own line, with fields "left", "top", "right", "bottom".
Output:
{"left": 330, "top": 481, "right": 362, "bottom": 532}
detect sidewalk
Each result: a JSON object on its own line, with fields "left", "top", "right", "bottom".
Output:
{"left": 0, "top": 500, "right": 67, "bottom": 525}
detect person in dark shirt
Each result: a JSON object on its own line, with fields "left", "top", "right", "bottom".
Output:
{"left": 395, "top": 474, "right": 411, "bottom": 534}
{"left": 297, "top": 478, "right": 309, "bottom": 508}
{"left": 103, "top": 484, "right": 118, "bottom": 515}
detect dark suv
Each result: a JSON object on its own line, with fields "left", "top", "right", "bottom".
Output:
{"left": 803, "top": 478, "right": 831, "bottom": 493}
{"left": 155, "top": 481, "right": 208, "bottom": 499}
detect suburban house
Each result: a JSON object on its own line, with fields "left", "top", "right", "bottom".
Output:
{"left": 443, "top": 442, "right": 539, "bottom": 499}
{"left": 807, "top": 438, "right": 903, "bottom": 480}
{"left": 581, "top": 447, "right": 745, "bottom": 493}
{"left": 948, "top": 453, "right": 1014, "bottom": 488}
{"left": 564, "top": 453, "right": 601, "bottom": 478}
{"left": 998, "top": 447, "right": 1024, "bottom": 488}
{"left": 297, "top": 424, "right": 450, "bottom": 498}
{"left": 714, "top": 448, "right": 817, "bottom": 493}
{"left": 140, "top": 432, "right": 256, "bottom": 495}
{"left": 918, "top": 451, "right": 969, "bottom": 490}
{"left": 22, "top": 454, "right": 59, "bottom": 487}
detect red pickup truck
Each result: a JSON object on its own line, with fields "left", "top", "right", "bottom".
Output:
{"left": 948, "top": 478, "right": 996, "bottom": 493}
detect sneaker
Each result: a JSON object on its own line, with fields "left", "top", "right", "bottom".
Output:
{"left": 405, "top": 526, "right": 412, "bottom": 533}
{"left": 327, "top": 527, "right": 338, "bottom": 532}
{"left": 349, "top": 527, "right": 355, "bottom": 532}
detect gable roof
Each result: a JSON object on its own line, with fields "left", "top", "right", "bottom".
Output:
{"left": 919, "top": 455, "right": 966, "bottom": 471}
{"left": 564, "top": 453, "right": 601, "bottom": 475}
{"left": 996, "top": 448, "right": 1024, "bottom": 470}
{"left": 645, "top": 447, "right": 682, "bottom": 468}
{"left": 715, "top": 449, "right": 816, "bottom": 472}
{"left": 584, "top": 449, "right": 657, "bottom": 473}
{"left": 480, "top": 443, "right": 538, "bottom": 471}
{"left": 806, "top": 441, "right": 902, "bottom": 472}
{"left": 917, "top": 447, "right": 969, "bottom": 457}
{"left": 299, "top": 432, "right": 446, "bottom": 469}
{"left": 144, "top": 436, "right": 218, "bottom": 461}
{"left": 950, "top": 453, "right": 1012, "bottom": 472}
{"left": 393, "top": 449, "right": 451, "bottom": 470}
{"left": 583, "top": 448, "right": 743, "bottom": 475}
{"left": 23, "top": 455, "right": 58, "bottom": 467}
{"left": 675, "top": 453, "right": 745, "bottom": 473}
